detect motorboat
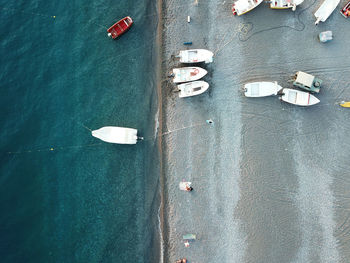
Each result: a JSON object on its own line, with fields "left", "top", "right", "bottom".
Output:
{"left": 340, "top": 1, "right": 350, "bottom": 18}
{"left": 177, "top": 81, "right": 209, "bottom": 98}
{"left": 269, "top": 0, "right": 304, "bottom": 10}
{"left": 243, "top": 81, "right": 282, "bottom": 97}
{"left": 314, "top": 0, "right": 340, "bottom": 25}
{"left": 232, "top": 0, "right": 263, "bottom": 16}
{"left": 172, "top": 67, "right": 207, "bottom": 83}
{"left": 176, "top": 49, "right": 213, "bottom": 63}
{"left": 107, "top": 16, "right": 133, "bottom": 39}
{"left": 92, "top": 126, "right": 143, "bottom": 144}
{"left": 280, "top": 88, "right": 320, "bottom": 106}
{"left": 339, "top": 101, "right": 350, "bottom": 108}
{"left": 292, "top": 71, "right": 322, "bottom": 93}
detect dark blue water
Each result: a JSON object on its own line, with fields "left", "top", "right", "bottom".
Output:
{"left": 0, "top": 1, "right": 160, "bottom": 262}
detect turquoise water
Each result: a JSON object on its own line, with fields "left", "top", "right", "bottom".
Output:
{"left": 0, "top": 0, "right": 160, "bottom": 262}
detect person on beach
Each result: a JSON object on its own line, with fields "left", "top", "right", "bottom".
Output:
{"left": 184, "top": 240, "right": 190, "bottom": 247}
{"left": 185, "top": 185, "right": 193, "bottom": 191}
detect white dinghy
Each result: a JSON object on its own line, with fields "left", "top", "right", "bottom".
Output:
{"left": 172, "top": 67, "right": 207, "bottom": 83}
{"left": 177, "top": 81, "right": 209, "bottom": 98}
{"left": 314, "top": 0, "right": 340, "bottom": 25}
{"left": 244, "top": 81, "right": 283, "bottom": 97}
{"left": 92, "top": 126, "right": 143, "bottom": 144}
{"left": 280, "top": 88, "right": 320, "bottom": 106}
{"left": 232, "top": 0, "right": 263, "bottom": 16}
{"left": 269, "top": 0, "right": 304, "bottom": 10}
{"left": 176, "top": 49, "right": 213, "bottom": 64}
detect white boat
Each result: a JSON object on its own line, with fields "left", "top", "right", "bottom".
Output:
{"left": 91, "top": 126, "right": 143, "bottom": 144}
{"left": 244, "top": 81, "right": 283, "bottom": 97}
{"left": 176, "top": 49, "right": 213, "bottom": 64}
{"left": 280, "top": 88, "right": 320, "bottom": 106}
{"left": 314, "top": 0, "right": 340, "bottom": 25}
{"left": 177, "top": 81, "right": 209, "bottom": 98}
{"left": 232, "top": 0, "right": 263, "bottom": 16}
{"left": 172, "top": 67, "right": 207, "bottom": 83}
{"left": 269, "top": 0, "right": 304, "bottom": 10}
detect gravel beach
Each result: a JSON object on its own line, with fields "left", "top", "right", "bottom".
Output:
{"left": 160, "top": 0, "right": 350, "bottom": 262}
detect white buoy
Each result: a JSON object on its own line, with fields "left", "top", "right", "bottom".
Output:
{"left": 187, "top": 16, "right": 191, "bottom": 23}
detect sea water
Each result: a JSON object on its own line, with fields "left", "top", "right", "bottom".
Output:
{"left": 0, "top": 0, "right": 160, "bottom": 262}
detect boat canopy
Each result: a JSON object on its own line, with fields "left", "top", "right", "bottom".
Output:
{"left": 92, "top": 126, "right": 138, "bottom": 144}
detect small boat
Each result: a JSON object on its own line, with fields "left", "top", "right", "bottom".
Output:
{"left": 243, "top": 81, "right": 283, "bottom": 97}
{"left": 314, "top": 0, "right": 340, "bottom": 25}
{"left": 176, "top": 49, "right": 213, "bottom": 64}
{"left": 177, "top": 81, "right": 209, "bottom": 98}
{"left": 232, "top": 0, "right": 263, "bottom": 16}
{"left": 280, "top": 88, "right": 320, "bottom": 106}
{"left": 269, "top": 0, "right": 304, "bottom": 10}
{"left": 293, "top": 71, "right": 322, "bottom": 93}
{"left": 107, "top": 16, "right": 133, "bottom": 39}
{"left": 339, "top": 101, "right": 350, "bottom": 108}
{"left": 340, "top": 1, "right": 350, "bottom": 18}
{"left": 92, "top": 126, "right": 143, "bottom": 144}
{"left": 183, "top": 234, "right": 196, "bottom": 240}
{"left": 172, "top": 67, "right": 207, "bottom": 83}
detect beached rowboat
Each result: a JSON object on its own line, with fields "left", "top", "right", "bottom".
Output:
{"left": 269, "top": 0, "right": 304, "bottom": 10}
{"left": 107, "top": 16, "right": 133, "bottom": 39}
{"left": 232, "top": 0, "right": 263, "bottom": 16}
{"left": 176, "top": 49, "right": 213, "bottom": 64}
{"left": 280, "top": 88, "right": 320, "bottom": 106}
{"left": 172, "top": 67, "right": 207, "bottom": 83}
{"left": 314, "top": 0, "right": 340, "bottom": 25}
{"left": 177, "top": 81, "right": 209, "bottom": 98}
{"left": 92, "top": 126, "right": 143, "bottom": 144}
{"left": 243, "top": 81, "right": 283, "bottom": 97}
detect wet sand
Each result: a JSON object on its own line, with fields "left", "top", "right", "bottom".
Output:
{"left": 160, "top": 0, "right": 350, "bottom": 262}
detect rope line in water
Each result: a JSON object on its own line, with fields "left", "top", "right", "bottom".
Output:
{"left": 1, "top": 7, "right": 56, "bottom": 19}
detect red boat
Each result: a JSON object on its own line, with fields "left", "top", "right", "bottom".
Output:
{"left": 107, "top": 16, "right": 133, "bottom": 39}
{"left": 341, "top": 1, "right": 350, "bottom": 18}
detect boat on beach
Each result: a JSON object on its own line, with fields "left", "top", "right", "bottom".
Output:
{"left": 269, "top": 0, "right": 304, "bottom": 10}
{"left": 172, "top": 67, "right": 207, "bottom": 83}
{"left": 107, "top": 16, "right": 133, "bottom": 39}
{"left": 177, "top": 81, "right": 209, "bottom": 98}
{"left": 280, "top": 88, "right": 320, "bottom": 106}
{"left": 339, "top": 101, "right": 350, "bottom": 108}
{"left": 91, "top": 126, "right": 143, "bottom": 144}
{"left": 243, "top": 81, "right": 283, "bottom": 97}
{"left": 176, "top": 49, "right": 213, "bottom": 64}
{"left": 292, "top": 71, "right": 322, "bottom": 93}
{"left": 232, "top": 0, "right": 263, "bottom": 16}
{"left": 314, "top": 0, "right": 340, "bottom": 25}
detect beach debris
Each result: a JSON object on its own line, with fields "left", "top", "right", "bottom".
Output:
{"left": 175, "top": 259, "right": 187, "bottom": 263}
{"left": 184, "top": 240, "right": 190, "bottom": 247}
{"left": 183, "top": 42, "right": 192, "bottom": 45}
{"left": 187, "top": 16, "right": 191, "bottom": 23}
{"left": 179, "top": 182, "right": 193, "bottom": 191}
{"left": 183, "top": 234, "right": 196, "bottom": 247}
{"left": 319, "top": 31, "right": 333, "bottom": 42}
{"left": 314, "top": 0, "right": 340, "bottom": 25}
{"left": 206, "top": 119, "right": 214, "bottom": 125}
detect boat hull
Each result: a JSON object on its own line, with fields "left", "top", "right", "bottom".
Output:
{"left": 178, "top": 81, "right": 209, "bottom": 98}
{"left": 340, "top": 101, "right": 350, "bottom": 108}
{"left": 281, "top": 88, "right": 320, "bottom": 106}
{"left": 92, "top": 126, "right": 138, "bottom": 144}
{"left": 244, "top": 81, "right": 282, "bottom": 97}
{"left": 177, "top": 49, "right": 213, "bottom": 63}
{"left": 314, "top": 0, "right": 340, "bottom": 24}
{"left": 172, "top": 67, "right": 207, "bottom": 83}
{"left": 232, "top": 0, "right": 263, "bottom": 16}
{"left": 107, "top": 16, "right": 133, "bottom": 39}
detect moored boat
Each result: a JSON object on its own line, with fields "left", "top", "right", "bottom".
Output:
{"left": 269, "top": 0, "right": 304, "bottom": 10}
{"left": 107, "top": 16, "right": 133, "bottom": 39}
{"left": 92, "top": 126, "right": 143, "bottom": 144}
{"left": 176, "top": 49, "right": 213, "bottom": 64}
{"left": 172, "top": 67, "right": 207, "bottom": 83}
{"left": 280, "top": 88, "right": 320, "bottom": 106}
{"left": 314, "top": 0, "right": 340, "bottom": 25}
{"left": 232, "top": 0, "right": 263, "bottom": 16}
{"left": 243, "top": 81, "right": 283, "bottom": 97}
{"left": 177, "top": 81, "right": 209, "bottom": 98}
